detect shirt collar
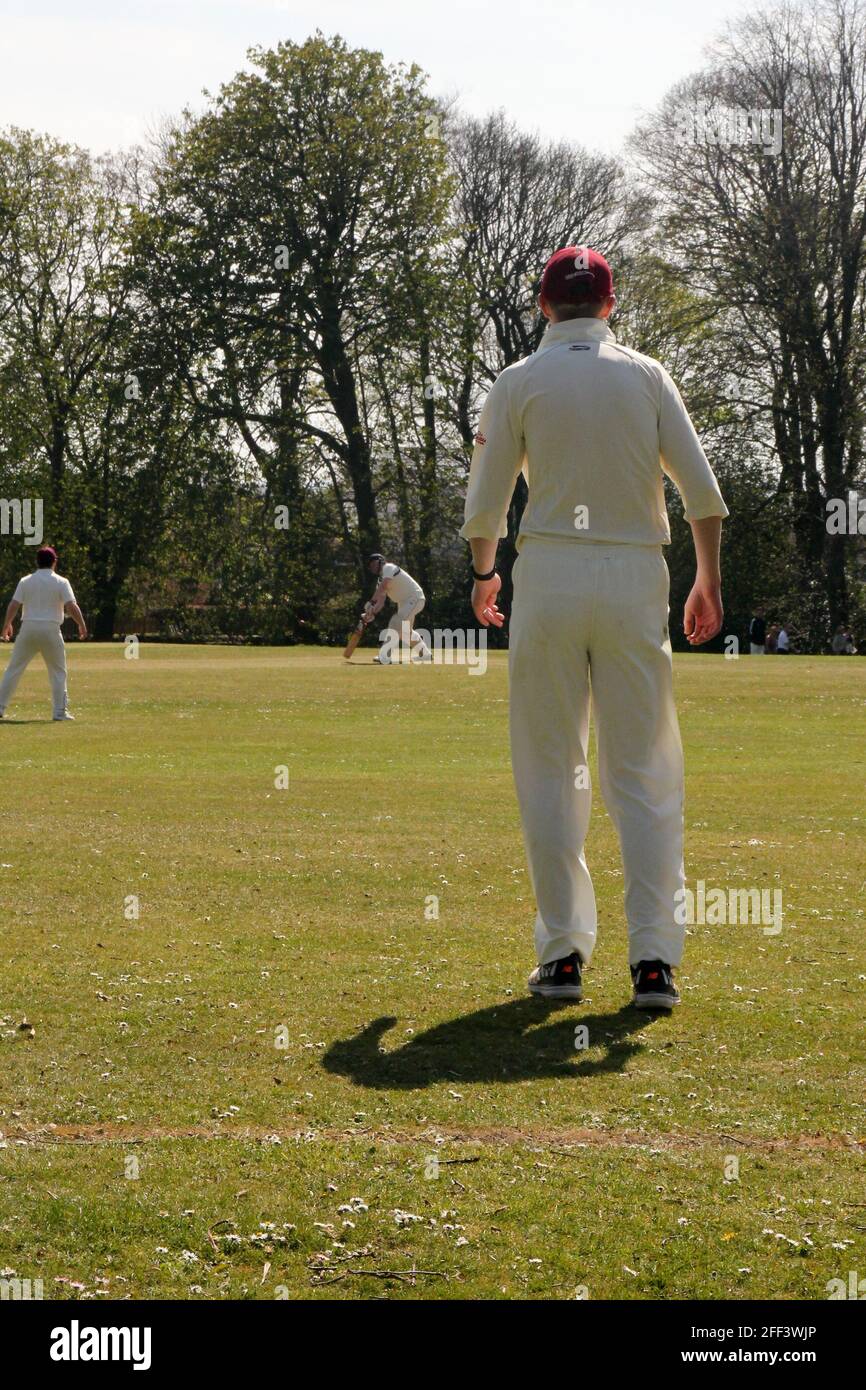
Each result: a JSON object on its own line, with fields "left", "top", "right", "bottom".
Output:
{"left": 535, "top": 317, "right": 616, "bottom": 354}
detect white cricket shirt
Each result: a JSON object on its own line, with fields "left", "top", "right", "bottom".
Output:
{"left": 380, "top": 562, "right": 423, "bottom": 603}
{"left": 460, "top": 318, "right": 728, "bottom": 548}
{"left": 13, "top": 569, "right": 76, "bottom": 623}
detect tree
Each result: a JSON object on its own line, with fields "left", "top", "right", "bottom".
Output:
{"left": 631, "top": 0, "right": 866, "bottom": 642}
{"left": 134, "top": 31, "right": 455, "bottom": 623}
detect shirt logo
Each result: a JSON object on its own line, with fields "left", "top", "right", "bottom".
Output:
{"left": 568, "top": 344, "right": 590, "bottom": 351}
{"left": 474, "top": 432, "right": 487, "bottom": 446}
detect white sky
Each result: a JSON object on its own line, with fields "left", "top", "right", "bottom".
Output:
{"left": 0, "top": 0, "right": 758, "bottom": 158}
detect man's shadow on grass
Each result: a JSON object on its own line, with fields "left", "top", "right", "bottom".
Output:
{"left": 322, "top": 998, "right": 664, "bottom": 1091}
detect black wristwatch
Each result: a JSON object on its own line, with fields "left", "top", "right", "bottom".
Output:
{"left": 472, "top": 567, "right": 497, "bottom": 581}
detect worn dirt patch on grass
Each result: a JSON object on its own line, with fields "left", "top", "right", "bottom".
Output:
{"left": 8, "top": 1121, "right": 865, "bottom": 1153}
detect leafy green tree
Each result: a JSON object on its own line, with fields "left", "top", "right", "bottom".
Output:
{"left": 0, "top": 130, "right": 217, "bottom": 636}
{"left": 134, "top": 32, "right": 455, "bottom": 632}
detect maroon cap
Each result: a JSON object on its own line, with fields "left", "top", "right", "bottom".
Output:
{"left": 36, "top": 545, "right": 57, "bottom": 563}
{"left": 540, "top": 246, "right": 614, "bottom": 305}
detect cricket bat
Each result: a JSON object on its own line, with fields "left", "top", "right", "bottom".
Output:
{"left": 343, "top": 609, "right": 372, "bottom": 659}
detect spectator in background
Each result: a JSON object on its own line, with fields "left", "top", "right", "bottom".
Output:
{"left": 776, "top": 623, "right": 790, "bottom": 654}
{"left": 765, "top": 624, "right": 779, "bottom": 653}
{"left": 749, "top": 607, "right": 767, "bottom": 654}
{"left": 832, "top": 625, "right": 857, "bottom": 655}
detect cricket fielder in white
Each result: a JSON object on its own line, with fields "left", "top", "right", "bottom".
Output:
{"left": 461, "top": 247, "right": 728, "bottom": 1009}
{"left": 0, "top": 546, "right": 87, "bottom": 721}
{"left": 365, "top": 553, "right": 432, "bottom": 664}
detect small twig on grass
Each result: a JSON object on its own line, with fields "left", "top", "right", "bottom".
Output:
{"left": 311, "top": 1268, "right": 449, "bottom": 1287}
{"left": 308, "top": 1246, "right": 376, "bottom": 1268}
{"left": 341, "top": 1268, "right": 449, "bottom": 1283}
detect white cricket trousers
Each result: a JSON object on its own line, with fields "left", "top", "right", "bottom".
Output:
{"left": 0, "top": 621, "right": 68, "bottom": 717}
{"left": 382, "top": 595, "right": 432, "bottom": 661}
{"left": 509, "top": 539, "right": 685, "bottom": 969}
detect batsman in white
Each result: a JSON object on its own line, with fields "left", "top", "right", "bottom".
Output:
{"left": 364, "top": 553, "right": 432, "bottom": 664}
{"left": 0, "top": 545, "right": 87, "bottom": 721}
{"left": 460, "top": 247, "right": 728, "bottom": 1011}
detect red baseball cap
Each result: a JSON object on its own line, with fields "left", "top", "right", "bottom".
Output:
{"left": 540, "top": 246, "right": 614, "bottom": 305}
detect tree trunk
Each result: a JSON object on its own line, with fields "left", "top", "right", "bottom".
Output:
{"left": 93, "top": 592, "right": 119, "bottom": 640}
{"left": 416, "top": 332, "right": 438, "bottom": 594}
{"left": 318, "top": 298, "right": 379, "bottom": 560}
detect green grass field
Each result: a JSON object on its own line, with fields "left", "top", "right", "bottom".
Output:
{"left": 0, "top": 644, "right": 863, "bottom": 1300}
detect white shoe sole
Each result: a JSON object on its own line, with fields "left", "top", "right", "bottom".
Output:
{"left": 632, "top": 991, "right": 680, "bottom": 1009}
{"left": 528, "top": 981, "right": 583, "bottom": 1000}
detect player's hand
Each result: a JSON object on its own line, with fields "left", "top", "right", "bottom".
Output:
{"left": 1, "top": 623, "right": 12, "bottom": 641}
{"left": 78, "top": 625, "right": 88, "bottom": 640}
{"left": 684, "top": 577, "right": 723, "bottom": 645}
{"left": 472, "top": 573, "right": 504, "bottom": 628}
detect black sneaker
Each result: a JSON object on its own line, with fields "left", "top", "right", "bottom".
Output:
{"left": 528, "top": 951, "right": 583, "bottom": 1000}
{"left": 630, "top": 960, "right": 680, "bottom": 1010}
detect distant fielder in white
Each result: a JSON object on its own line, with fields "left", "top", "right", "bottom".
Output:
{"left": 461, "top": 247, "right": 728, "bottom": 1010}
{"left": 364, "top": 553, "right": 432, "bottom": 664}
{"left": 0, "top": 546, "right": 87, "bottom": 721}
